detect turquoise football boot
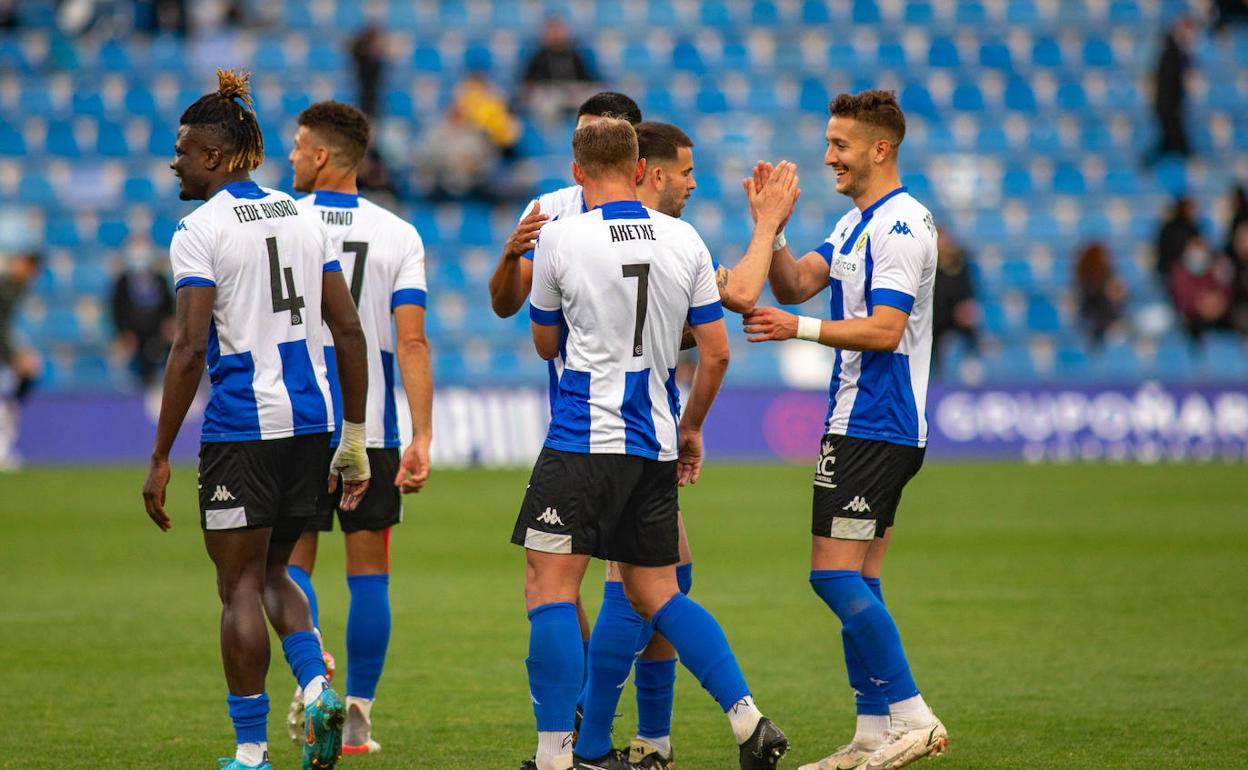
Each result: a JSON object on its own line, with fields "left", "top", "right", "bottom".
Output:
{"left": 301, "top": 687, "right": 346, "bottom": 769}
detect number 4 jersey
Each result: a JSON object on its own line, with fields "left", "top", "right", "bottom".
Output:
{"left": 296, "top": 190, "right": 428, "bottom": 449}
{"left": 170, "top": 180, "right": 339, "bottom": 443}
{"left": 529, "top": 200, "right": 723, "bottom": 462}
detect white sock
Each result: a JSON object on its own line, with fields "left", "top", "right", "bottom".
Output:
{"left": 726, "top": 695, "right": 763, "bottom": 744}
{"left": 638, "top": 734, "right": 672, "bottom": 758}
{"left": 346, "top": 695, "right": 374, "bottom": 722}
{"left": 302, "top": 676, "right": 328, "bottom": 708}
{"left": 853, "top": 714, "right": 890, "bottom": 748}
{"left": 535, "top": 730, "right": 573, "bottom": 770}
{"left": 235, "top": 741, "right": 267, "bottom": 766}
{"left": 889, "top": 694, "right": 932, "bottom": 726}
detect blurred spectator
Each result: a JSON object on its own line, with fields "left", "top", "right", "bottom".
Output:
{"left": 0, "top": 252, "right": 43, "bottom": 470}
{"left": 457, "top": 71, "right": 522, "bottom": 158}
{"left": 1224, "top": 184, "right": 1247, "bottom": 255}
{"left": 110, "top": 247, "right": 174, "bottom": 388}
{"left": 1156, "top": 196, "right": 1200, "bottom": 286}
{"left": 414, "top": 102, "right": 500, "bottom": 202}
{"left": 1149, "top": 16, "right": 1195, "bottom": 161}
{"left": 357, "top": 148, "right": 401, "bottom": 212}
{"left": 931, "top": 230, "right": 979, "bottom": 373}
{"left": 0, "top": 0, "right": 18, "bottom": 30}
{"left": 520, "top": 18, "right": 599, "bottom": 123}
{"left": 1227, "top": 223, "right": 1248, "bottom": 335}
{"left": 1169, "top": 235, "right": 1234, "bottom": 342}
{"left": 1073, "top": 241, "right": 1128, "bottom": 346}
{"left": 350, "top": 25, "right": 387, "bottom": 117}
{"left": 1213, "top": 0, "right": 1248, "bottom": 30}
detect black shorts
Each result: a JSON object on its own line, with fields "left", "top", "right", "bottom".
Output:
{"left": 812, "top": 434, "right": 925, "bottom": 540}
{"left": 198, "top": 433, "right": 330, "bottom": 544}
{"left": 313, "top": 447, "right": 403, "bottom": 533}
{"left": 511, "top": 447, "right": 680, "bottom": 567}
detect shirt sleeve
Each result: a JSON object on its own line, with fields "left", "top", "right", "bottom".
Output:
{"left": 169, "top": 217, "right": 216, "bottom": 289}
{"left": 528, "top": 226, "right": 562, "bottom": 325}
{"left": 869, "top": 220, "right": 927, "bottom": 314}
{"left": 391, "top": 227, "right": 428, "bottom": 309}
{"left": 320, "top": 222, "right": 342, "bottom": 273}
{"left": 687, "top": 233, "right": 724, "bottom": 326}
{"left": 518, "top": 197, "right": 540, "bottom": 262}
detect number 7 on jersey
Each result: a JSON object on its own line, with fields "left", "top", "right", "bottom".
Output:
{"left": 622, "top": 263, "right": 649, "bottom": 357}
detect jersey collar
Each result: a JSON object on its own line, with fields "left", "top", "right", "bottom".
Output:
{"left": 596, "top": 199, "right": 649, "bottom": 220}
{"left": 313, "top": 190, "right": 360, "bottom": 208}
{"left": 859, "top": 186, "right": 907, "bottom": 220}
{"left": 217, "top": 179, "right": 266, "bottom": 199}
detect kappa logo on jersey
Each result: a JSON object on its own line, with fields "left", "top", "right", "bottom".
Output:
{"left": 536, "top": 507, "right": 564, "bottom": 526}
{"left": 842, "top": 496, "right": 871, "bottom": 513}
{"left": 175, "top": 220, "right": 188, "bottom": 232}
{"left": 209, "top": 485, "right": 236, "bottom": 502}
{"left": 889, "top": 220, "right": 913, "bottom": 236}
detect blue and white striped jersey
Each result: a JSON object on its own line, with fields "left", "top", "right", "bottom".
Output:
{"left": 814, "top": 187, "right": 937, "bottom": 448}
{"left": 529, "top": 200, "right": 723, "bottom": 461}
{"left": 169, "top": 180, "right": 339, "bottom": 443}
{"left": 296, "top": 191, "right": 427, "bottom": 449}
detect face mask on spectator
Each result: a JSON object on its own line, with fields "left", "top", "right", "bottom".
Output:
{"left": 1183, "top": 244, "right": 1211, "bottom": 275}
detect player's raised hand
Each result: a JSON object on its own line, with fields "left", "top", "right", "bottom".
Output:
{"left": 756, "top": 161, "right": 801, "bottom": 232}
{"left": 741, "top": 160, "right": 774, "bottom": 223}
{"left": 677, "top": 424, "right": 704, "bottom": 487}
{"left": 503, "top": 201, "right": 548, "bottom": 260}
{"left": 394, "top": 439, "right": 431, "bottom": 494}
{"left": 743, "top": 306, "right": 800, "bottom": 342}
{"left": 142, "top": 456, "right": 172, "bottom": 531}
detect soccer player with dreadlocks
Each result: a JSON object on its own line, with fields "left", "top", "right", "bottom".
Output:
{"left": 141, "top": 69, "right": 371, "bottom": 770}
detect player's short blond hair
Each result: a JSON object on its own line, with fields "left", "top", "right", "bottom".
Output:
{"left": 572, "top": 117, "right": 639, "bottom": 180}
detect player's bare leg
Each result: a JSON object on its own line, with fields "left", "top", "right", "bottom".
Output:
{"left": 205, "top": 528, "right": 276, "bottom": 697}
{"left": 340, "top": 529, "right": 390, "bottom": 754}
{"left": 285, "top": 531, "right": 334, "bottom": 742}
{"left": 808, "top": 533, "right": 946, "bottom": 770}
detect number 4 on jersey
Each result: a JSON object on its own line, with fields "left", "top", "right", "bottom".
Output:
{"left": 267, "top": 236, "right": 305, "bottom": 325}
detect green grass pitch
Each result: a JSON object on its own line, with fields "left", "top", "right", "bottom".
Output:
{"left": 2, "top": 462, "right": 1246, "bottom": 769}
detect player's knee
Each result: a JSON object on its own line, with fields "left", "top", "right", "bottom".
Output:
{"left": 621, "top": 581, "right": 674, "bottom": 620}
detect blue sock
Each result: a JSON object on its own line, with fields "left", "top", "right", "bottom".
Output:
{"left": 810, "top": 570, "right": 919, "bottom": 704}
{"left": 842, "top": 573, "right": 889, "bottom": 716}
{"left": 635, "top": 658, "right": 677, "bottom": 739}
{"left": 227, "top": 693, "right": 269, "bottom": 745}
{"left": 676, "top": 562, "right": 694, "bottom": 595}
{"left": 527, "top": 602, "right": 583, "bottom": 732}
{"left": 346, "top": 573, "right": 391, "bottom": 700}
{"left": 288, "top": 565, "right": 320, "bottom": 629}
{"left": 282, "top": 630, "right": 327, "bottom": 690}
{"left": 650, "top": 593, "right": 750, "bottom": 711}
{"left": 575, "top": 582, "right": 644, "bottom": 759}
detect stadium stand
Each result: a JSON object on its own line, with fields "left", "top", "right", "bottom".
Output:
{"left": 1, "top": 0, "right": 1246, "bottom": 391}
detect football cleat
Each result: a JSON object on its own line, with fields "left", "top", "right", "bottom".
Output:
{"left": 218, "top": 755, "right": 271, "bottom": 770}
{"left": 573, "top": 748, "right": 641, "bottom": 769}
{"left": 739, "top": 718, "right": 789, "bottom": 770}
{"left": 798, "top": 742, "right": 878, "bottom": 770}
{"left": 627, "top": 737, "right": 674, "bottom": 770}
{"left": 518, "top": 706, "right": 584, "bottom": 770}
{"left": 342, "top": 697, "right": 381, "bottom": 754}
{"left": 861, "top": 717, "right": 947, "bottom": 770}
{"left": 520, "top": 761, "right": 538, "bottom": 770}
{"left": 287, "top": 647, "right": 336, "bottom": 743}
{"left": 301, "top": 687, "right": 346, "bottom": 770}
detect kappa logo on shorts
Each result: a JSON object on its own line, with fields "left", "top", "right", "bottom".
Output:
{"left": 536, "top": 507, "right": 564, "bottom": 526}
{"left": 209, "top": 485, "right": 236, "bottom": 503}
{"left": 842, "top": 496, "right": 872, "bottom": 513}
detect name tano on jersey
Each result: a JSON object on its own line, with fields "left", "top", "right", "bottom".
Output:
{"left": 609, "top": 223, "right": 656, "bottom": 243}
{"left": 232, "top": 200, "right": 300, "bottom": 223}
{"left": 319, "top": 209, "right": 353, "bottom": 226}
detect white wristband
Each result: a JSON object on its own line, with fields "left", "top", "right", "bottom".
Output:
{"left": 339, "top": 419, "right": 366, "bottom": 449}
{"left": 796, "top": 315, "right": 822, "bottom": 342}
{"left": 772, "top": 230, "right": 787, "bottom": 252}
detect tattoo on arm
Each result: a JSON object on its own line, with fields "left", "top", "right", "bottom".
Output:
{"left": 715, "top": 265, "right": 730, "bottom": 293}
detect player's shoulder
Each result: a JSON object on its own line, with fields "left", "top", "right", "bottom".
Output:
{"left": 873, "top": 190, "right": 934, "bottom": 241}
{"left": 645, "top": 207, "right": 701, "bottom": 242}
{"left": 536, "top": 185, "right": 585, "bottom": 220}
{"left": 358, "top": 196, "right": 420, "bottom": 238}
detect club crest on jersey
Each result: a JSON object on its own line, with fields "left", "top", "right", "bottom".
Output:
{"left": 889, "top": 220, "right": 913, "bottom": 237}
{"left": 854, "top": 233, "right": 869, "bottom": 253}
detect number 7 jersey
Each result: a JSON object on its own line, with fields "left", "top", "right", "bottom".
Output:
{"left": 169, "top": 180, "right": 340, "bottom": 442}
{"left": 296, "top": 190, "right": 428, "bottom": 449}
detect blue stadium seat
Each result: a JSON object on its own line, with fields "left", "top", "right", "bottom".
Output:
{"left": 1001, "top": 258, "right": 1034, "bottom": 290}
{"left": 751, "top": 0, "right": 780, "bottom": 24}
{"left": 1054, "top": 342, "right": 1091, "bottom": 379}
{"left": 672, "top": 40, "right": 705, "bottom": 73}
{"left": 973, "top": 210, "right": 1009, "bottom": 243}
{"left": 123, "top": 176, "right": 157, "bottom": 203}
{"left": 1108, "top": 0, "right": 1143, "bottom": 24}
{"left": 1153, "top": 158, "right": 1188, "bottom": 196}
{"left": 976, "top": 124, "right": 1010, "bottom": 153}
{"left": 1026, "top": 294, "right": 1061, "bottom": 332}
{"left": 412, "top": 42, "right": 442, "bottom": 73}
{"left": 1031, "top": 36, "right": 1063, "bottom": 68}
{"left": 799, "top": 78, "right": 828, "bottom": 113}
{"left": 800, "top": 0, "right": 831, "bottom": 23}
{"left": 1002, "top": 165, "right": 1034, "bottom": 197}
{"left": 97, "top": 39, "right": 132, "bottom": 72}
{"left": 19, "top": 172, "right": 55, "bottom": 204}
{"left": 955, "top": 1, "right": 987, "bottom": 25}
{"left": 985, "top": 345, "right": 1037, "bottom": 380}
{"left": 828, "top": 42, "right": 857, "bottom": 71}
{"left": 648, "top": 0, "right": 679, "bottom": 26}
{"left": 151, "top": 215, "right": 178, "bottom": 245}
{"left": 1052, "top": 162, "right": 1086, "bottom": 196}
{"left": 928, "top": 36, "right": 960, "bottom": 68}
{"left": 900, "top": 83, "right": 936, "bottom": 117}
{"left": 45, "top": 121, "right": 79, "bottom": 157}
{"left": 41, "top": 307, "right": 81, "bottom": 343}
{"left": 97, "top": 218, "right": 128, "bottom": 247}
{"left": 722, "top": 39, "right": 750, "bottom": 71}
{"left": 1056, "top": 79, "right": 1087, "bottom": 110}
{"left": 124, "top": 84, "right": 158, "bottom": 118}
{"left": 458, "top": 204, "right": 494, "bottom": 247}
{"left": 464, "top": 42, "right": 493, "bottom": 73}
{"left": 0, "top": 121, "right": 25, "bottom": 156}
{"left": 877, "top": 40, "right": 906, "bottom": 71}
{"left": 1006, "top": 0, "right": 1039, "bottom": 24}
{"left": 1092, "top": 341, "right": 1140, "bottom": 379}
{"left": 951, "top": 82, "right": 984, "bottom": 112}
{"left": 72, "top": 260, "right": 111, "bottom": 295}
{"left": 904, "top": 1, "right": 934, "bottom": 24}
{"left": 1003, "top": 79, "right": 1037, "bottom": 112}
{"left": 700, "top": 0, "right": 734, "bottom": 26}
{"left": 1152, "top": 337, "right": 1194, "bottom": 380}
{"left": 18, "top": 83, "right": 54, "bottom": 116}
{"left": 852, "top": 0, "right": 880, "bottom": 23}
{"left": 96, "top": 121, "right": 128, "bottom": 157}
{"left": 1082, "top": 36, "right": 1115, "bottom": 68}
{"left": 1103, "top": 166, "right": 1137, "bottom": 196}
{"left": 696, "top": 84, "right": 728, "bottom": 113}
{"left": 980, "top": 41, "right": 1013, "bottom": 71}
{"left": 72, "top": 88, "right": 106, "bottom": 117}
{"left": 1025, "top": 210, "right": 1061, "bottom": 242}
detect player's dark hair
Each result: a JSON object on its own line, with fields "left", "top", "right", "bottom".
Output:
{"left": 635, "top": 122, "right": 693, "bottom": 165}
{"left": 829, "top": 89, "right": 906, "bottom": 147}
{"left": 297, "top": 101, "right": 372, "bottom": 168}
{"left": 179, "top": 68, "right": 265, "bottom": 172}
{"left": 577, "top": 92, "right": 643, "bottom": 125}
{"left": 572, "top": 117, "right": 638, "bottom": 179}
